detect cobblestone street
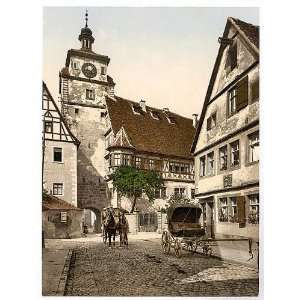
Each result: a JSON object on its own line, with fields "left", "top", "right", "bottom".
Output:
{"left": 48, "top": 235, "right": 259, "bottom": 296}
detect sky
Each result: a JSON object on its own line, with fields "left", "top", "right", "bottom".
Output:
{"left": 43, "top": 7, "right": 259, "bottom": 118}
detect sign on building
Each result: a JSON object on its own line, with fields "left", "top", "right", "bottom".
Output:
{"left": 60, "top": 211, "right": 67, "bottom": 223}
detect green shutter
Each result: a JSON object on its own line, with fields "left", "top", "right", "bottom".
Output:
{"left": 236, "top": 76, "right": 249, "bottom": 111}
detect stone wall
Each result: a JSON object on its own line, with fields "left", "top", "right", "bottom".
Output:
{"left": 43, "top": 209, "right": 84, "bottom": 239}
{"left": 64, "top": 102, "right": 110, "bottom": 221}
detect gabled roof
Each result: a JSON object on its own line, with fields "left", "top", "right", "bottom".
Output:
{"left": 191, "top": 17, "right": 259, "bottom": 153}
{"left": 230, "top": 18, "right": 259, "bottom": 51}
{"left": 105, "top": 96, "right": 195, "bottom": 159}
{"left": 42, "top": 81, "right": 80, "bottom": 146}
{"left": 42, "top": 194, "right": 82, "bottom": 211}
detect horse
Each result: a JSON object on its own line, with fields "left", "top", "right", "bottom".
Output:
{"left": 102, "top": 208, "right": 117, "bottom": 247}
{"left": 118, "top": 212, "right": 129, "bottom": 247}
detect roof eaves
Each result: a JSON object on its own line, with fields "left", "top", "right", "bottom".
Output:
{"left": 229, "top": 17, "right": 259, "bottom": 55}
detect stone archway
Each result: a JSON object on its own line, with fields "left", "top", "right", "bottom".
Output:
{"left": 83, "top": 207, "right": 102, "bottom": 233}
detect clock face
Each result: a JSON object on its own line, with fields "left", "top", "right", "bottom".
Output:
{"left": 82, "top": 63, "right": 97, "bottom": 78}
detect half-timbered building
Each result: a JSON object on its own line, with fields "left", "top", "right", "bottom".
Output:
{"left": 191, "top": 18, "right": 259, "bottom": 240}
{"left": 42, "top": 82, "right": 80, "bottom": 206}
{"left": 104, "top": 96, "right": 196, "bottom": 230}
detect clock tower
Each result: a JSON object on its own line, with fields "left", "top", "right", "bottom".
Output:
{"left": 59, "top": 11, "right": 114, "bottom": 230}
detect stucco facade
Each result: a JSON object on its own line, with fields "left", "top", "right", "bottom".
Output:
{"left": 42, "top": 82, "right": 80, "bottom": 206}
{"left": 191, "top": 18, "right": 259, "bottom": 240}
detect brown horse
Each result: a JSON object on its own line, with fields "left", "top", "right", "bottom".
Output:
{"left": 118, "top": 212, "right": 129, "bottom": 247}
{"left": 102, "top": 208, "right": 117, "bottom": 247}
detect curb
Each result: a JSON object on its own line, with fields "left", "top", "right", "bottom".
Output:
{"left": 56, "top": 249, "right": 73, "bottom": 296}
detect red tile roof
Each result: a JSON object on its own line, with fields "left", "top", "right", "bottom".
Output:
{"left": 42, "top": 194, "right": 82, "bottom": 211}
{"left": 106, "top": 96, "right": 195, "bottom": 159}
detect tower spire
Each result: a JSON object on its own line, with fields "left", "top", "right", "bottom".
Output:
{"left": 85, "top": 9, "right": 88, "bottom": 28}
{"left": 78, "top": 9, "right": 94, "bottom": 51}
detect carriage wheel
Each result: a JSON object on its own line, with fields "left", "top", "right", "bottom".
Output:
{"left": 174, "top": 239, "right": 182, "bottom": 258}
{"left": 161, "top": 232, "right": 170, "bottom": 255}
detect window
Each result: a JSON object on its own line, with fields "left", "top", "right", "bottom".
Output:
{"left": 248, "top": 132, "right": 259, "bottom": 163}
{"left": 248, "top": 194, "right": 259, "bottom": 224}
{"left": 122, "top": 154, "right": 131, "bottom": 166}
{"left": 207, "top": 112, "right": 217, "bottom": 131}
{"left": 228, "top": 88, "right": 237, "bottom": 115}
{"left": 114, "top": 154, "right": 121, "bottom": 166}
{"left": 191, "top": 189, "right": 195, "bottom": 199}
{"left": 100, "top": 111, "right": 107, "bottom": 118}
{"left": 53, "top": 183, "right": 63, "bottom": 195}
{"left": 169, "top": 162, "right": 180, "bottom": 173}
{"left": 101, "top": 66, "right": 106, "bottom": 75}
{"left": 207, "top": 152, "right": 215, "bottom": 176}
{"left": 219, "top": 146, "right": 228, "bottom": 171}
{"left": 149, "top": 159, "right": 154, "bottom": 170}
{"left": 86, "top": 89, "right": 95, "bottom": 100}
{"left": 135, "top": 157, "right": 142, "bottom": 168}
{"left": 53, "top": 147, "right": 62, "bottom": 162}
{"left": 229, "top": 197, "right": 238, "bottom": 222}
{"left": 230, "top": 140, "right": 240, "bottom": 167}
{"left": 44, "top": 121, "right": 53, "bottom": 133}
{"left": 161, "top": 187, "right": 167, "bottom": 199}
{"left": 200, "top": 156, "right": 206, "bottom": 177}
{"left": 75, "top": 108, "right": 79, "bottom": 114}
{"left": 72, "top": 61, "right": 79, "bottom": 70}
{"left": 174, "top": 188, "right": 185, "bottom": 197}
{"left": 228, "top": 77, "right": 249, "bottom": 116}
{"left": 219, "top": 198, "right": 229, "bottom": 222}
{"left": 155, "top": 189, "right": 161, "bottom": 199}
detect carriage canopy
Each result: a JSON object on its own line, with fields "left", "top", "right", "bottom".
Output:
{"left": 167, "top": 204, "right": 202, "bottom": 223}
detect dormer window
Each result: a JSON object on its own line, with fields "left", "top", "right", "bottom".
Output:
{"left": 150, "top": 110, "right": 160, "bottom": 120}
{"left": 166, "top": 115, "right": 176, "bottom": 124}
{"left": 132, "top": 104, "right": 143, "bottom": 115}
{"left": 86, "top": 89, "right": 95, "bottom": 100}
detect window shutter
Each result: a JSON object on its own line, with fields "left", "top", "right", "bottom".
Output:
{"left": 237, "top": 196, "right": 246, "bottom": 228}
{"left": 230, "top": 44, "right": 237, "bottom": 70}
{"left": 207, "top": 117, "right": 211, "bottom": 131}
{"left": 251, "top": 78, "right": 259, "bottom": 102}
{"left": 236, "top": 76, "right": 249, "bottom": 111}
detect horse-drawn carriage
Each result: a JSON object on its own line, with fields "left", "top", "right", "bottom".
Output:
{"left": 101, "top": 207, "right": 129, "bottom": 247}
{"left": 161, "top": 204, "right": 255, "bottom": 259}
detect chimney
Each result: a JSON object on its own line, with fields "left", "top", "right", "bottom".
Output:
{"left": 139, "top": 99, "right": 146, "bottom": 112}
{"left": 163, "top": 107, "right": 169, "bottom": 113}
{"left": 192, "top": 114, "right": 198, "bottom": 128}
